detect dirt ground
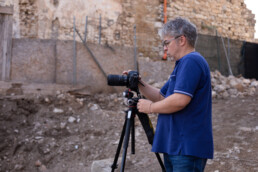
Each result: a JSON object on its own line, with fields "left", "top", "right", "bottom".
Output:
{"left": 0, "top": 85, "right": 258, "bottom": 172}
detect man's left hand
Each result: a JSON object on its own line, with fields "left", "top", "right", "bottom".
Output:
{"left": 137, "top": 99, "right": 153, "bottom": 114}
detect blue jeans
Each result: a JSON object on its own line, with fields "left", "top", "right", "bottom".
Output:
{"left": 163, "top": 153, "right": 207, "bottom": 172}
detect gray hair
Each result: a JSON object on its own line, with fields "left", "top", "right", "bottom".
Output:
{"left": 161, "top": 17, "right": 197, "bottom": 47}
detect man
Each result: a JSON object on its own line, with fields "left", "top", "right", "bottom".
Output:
{"left": 125, "top": 17, "right": 213, "bottom": 171}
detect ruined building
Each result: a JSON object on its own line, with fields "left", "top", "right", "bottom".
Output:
{"left": 1, "top": 0, "right": 256, "bottom": 59}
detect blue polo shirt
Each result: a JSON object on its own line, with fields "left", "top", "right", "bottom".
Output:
{"left": 151, "top": 52, "right": 214, "bottom": 159}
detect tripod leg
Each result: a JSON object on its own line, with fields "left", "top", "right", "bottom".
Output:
{"left": 155, "top": 153, "right": 166, "bottom": 172}
{"left": 131, "top": 116, "right": 135, "bottom": 154}
{"left": 111, "top": 117, "right": 127, "bottom": 172}
{"left": 120, "top": 110, "right": 133, "bottom": 172}
{"left": 137, "top": 112, "right": 166, "bottom": 172}
{"left": 137, "top": 112, "right": 154, "bottom": 144}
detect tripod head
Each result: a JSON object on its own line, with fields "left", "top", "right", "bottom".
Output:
{"left": 123, "top": 89, "right": 141, "bottom": 111}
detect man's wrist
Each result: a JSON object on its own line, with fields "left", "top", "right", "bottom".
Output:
{"left": 149, "top": 102, "right": 153, "bottom": 114}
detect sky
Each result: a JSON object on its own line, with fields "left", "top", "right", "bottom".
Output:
{"left": 245, "top": 0, "right": 258, "bottom": 38}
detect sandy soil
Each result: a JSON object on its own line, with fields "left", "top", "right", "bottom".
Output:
{"left": 0, "top": 88, "right": 257, "bottom": 172}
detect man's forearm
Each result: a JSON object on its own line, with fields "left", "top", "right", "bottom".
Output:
{"left": 138, "top": 80, "right": 164, "bottom": 102}
{"left": 151, "top": 93, "right": 191, "bottom": 114}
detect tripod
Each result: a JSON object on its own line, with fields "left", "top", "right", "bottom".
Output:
{"left": 110, "top": 89, "right": 166, "bottom": 172}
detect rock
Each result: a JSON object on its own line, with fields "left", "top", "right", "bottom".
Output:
{"left": 57, "top": 94, "right": 65, "bottom": 99}
{"left": 76, "top": 98, "right": 84, "bottom": 105}
{"left": 250, "top": 81, "right": 258, "bottom": 87}
{"left": 227, "top": 88, "right": 238, "bottom": 95}
{"left": 53, "top": 108, "right": 64, "bottom": 113}
{"left": 214, "top": 85, "right": 226, "bottom": 93}
{"left": 39, "top": 164, "right": 48, "bottom": 172}
{"left": 147, "top": 79, "right": 155, "bottom": 85}
{"left": 243, "top": 79, "right": 251, "bottom": 85}
{"left": 212, "top": 91, "right": 217, "bottom": 98}
{"left": 154, "top": 21, "right": 163, "bottom": 28}
{"left": 35, "top": 136, "right": 44, "bottom": 140}
{"left": 222, "top": 91, "right": 229, "bottom": 98}
{"left": 248, "top": 112, "right": 255, "bottom": 116}
{"left": 109, "top": 94, "right": 118, "bottom": 103}
{"left": 44, "top": 97, "right": 50, "bottom": 103}
{"left": 60, "top": 122, "right": 66, "bottom": 129}
{"left": 91, "top": 158, "right": 120, "bottom": 172}
{"left": 239, "top": 127, "right": 252, "bottom": 132}
{"left": 248, "top": 87, "right": 256, "bottom": 95}
{"left": 234, "top": 84, "right": 244, "bottom": 92}
{"left": 44, "top": 148, "right": 50, "bottom": 154}
{"left": 14, "top": 164, "right": 24, "bottom": 170}
{"left": 89, "top": 104, "right": 99, "bottom": 111}
{"left": 35, "top": 160, "right": 42, "bottom": 167}
{"left": 68, "top": 116, "right": 76, "bottom": 123}
{"left": 229, "top": 79, "right": 238, "bottom": 87}
{"left": 211, "top": 78, "right": 217, "bottom": 85}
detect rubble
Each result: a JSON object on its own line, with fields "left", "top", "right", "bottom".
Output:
{"left": 148, "top": 70, "right": 258, "bottom": 99}
{"left": 211, "top": 71, "right": 258, "bottom": 98}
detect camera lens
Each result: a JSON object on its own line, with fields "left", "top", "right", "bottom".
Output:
{"left": 107, "top": 75, "right": 128, "bottom": 86}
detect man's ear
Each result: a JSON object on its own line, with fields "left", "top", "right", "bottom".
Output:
{"left": 180, "top": 36, "right": 187, "bottom": 46}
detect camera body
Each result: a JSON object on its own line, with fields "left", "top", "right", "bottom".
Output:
{"left": 107, "top": 71, "right": 139, "bottom": 91}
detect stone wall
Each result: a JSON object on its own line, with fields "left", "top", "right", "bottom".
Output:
{"left": 11, "top": 38, "right": 136, "bottom": 93}
{"left": 0, "top": 36, "right": 254, "bottom": 94}
{"left": 1, "top": 0, "right": 256, "bottom": 59}
{"left": 19, "top": 0, "right": 37, "bottom": 37}
{"left": 166, "top": 0, "right": 255, "bottom": 42}
{"left": 10, "top": 38, "right": 175, "bottom": 93}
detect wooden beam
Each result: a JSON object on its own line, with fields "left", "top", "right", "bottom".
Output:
{"left": 0, "top": 6, "right": 13, "bottom": 15}
{"left": 0, "top": 12, "right": 13, "bottom": 81}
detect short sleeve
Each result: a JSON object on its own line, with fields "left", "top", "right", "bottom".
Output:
{"left": 174, "top": 58, "right": 202, "bottom": 98}
{"left": 160, "top": 80, "right": 169, "bottom": 97}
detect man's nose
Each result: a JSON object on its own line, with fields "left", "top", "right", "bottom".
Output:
{"left": 163, "top": 46, "right": 168, "bottom": 51}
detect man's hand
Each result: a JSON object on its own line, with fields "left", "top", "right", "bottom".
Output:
{"left": 123, "top": 70, "right": 142, "bottom": 81}
{"left": 122, "top": 70, "right": 132, "bottom": 75}
{"left": 137, "top": 99, "right": 153, "bottom": 114}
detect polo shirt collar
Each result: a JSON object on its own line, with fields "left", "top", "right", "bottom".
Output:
{"left": 175, "top": 51, "right": 196, "bottom": 65}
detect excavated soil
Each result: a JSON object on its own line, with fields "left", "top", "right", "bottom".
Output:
{"left": 0, "top": 88, "right": 258, "bottom": 172}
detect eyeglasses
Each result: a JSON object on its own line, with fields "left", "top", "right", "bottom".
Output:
{"left": 162, "top": 35, "right": 182, "bottom": 48}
